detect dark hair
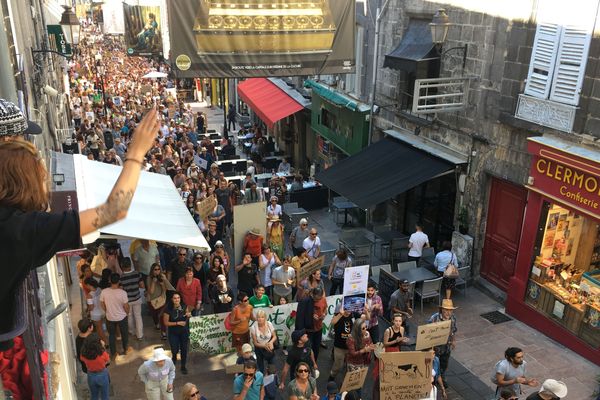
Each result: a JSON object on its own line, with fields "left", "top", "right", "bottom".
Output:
{"left": 499, "top": 389, "right": 516, "bottom": 399}
{"left": 295, "top": 361, "right": 310, "bottom": 374}
{"left": 84, "top": 277, "right": 99, "bottom": 288}
{"left": 99, "top": 268, "right": 112, "bottom": 289}
{"left": 336, "top": 248, "right": 348, "bottom": 260}
{"left": 442, "top": 241, "right": 452, "bottom": 251}
{"left": 80, "top": 264, "right": 91, "bottom": 279}
{"left": 244, "top": 360, "right": 257, "bottom": 371}
{"left": 255, "top": 284, "right": 265, "bottom": 291}
{"left": 109, "top": 273, "right": 121, "bottom": 284}
{"left": 237, "top": 291, "right": 248, "bottom": 302}
{"left": 504, "top": 347, "right": 522, "bottom": 360}
{"left": 81, "top": 333, "right": 105, "bottom": 360}
{"left": 211, "top": 255, "right": 223, "bottom": 267}
{"left": 121, "top": 257, "right": 132, "bottom": 270}
{"left": 78, "top": 318, "right": 93, "bottom": 333}
{"left": 311, "top": 287, "right": 324, "bottom": 298}
{"left": 368, "top": 282, "right": 377, "bottom": 290}
{"left": 344, "top": 390, "right": 361, "bottom": 400}
{"left": 261, "top": 244, "right": 270, "bottom": 252}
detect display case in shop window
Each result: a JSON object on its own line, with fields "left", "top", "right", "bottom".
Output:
{"left": 525, "top": 203, "right": 600, "bottom": 348}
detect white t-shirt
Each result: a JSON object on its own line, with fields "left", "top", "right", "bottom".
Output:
{"left": 408, "top": 231, "right": 429, "bottom": 257}
{"left": 303, "top": 236, "right": 321, "bottom": 258}
{"left": 87, "top": 288, "right": 105, "bottom": 321}
{"left": 100, "top": 287, "right": 129, "bottom": 321}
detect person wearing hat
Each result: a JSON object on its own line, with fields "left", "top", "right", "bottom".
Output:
{"left": 279, "top": 329, "right": 318, "bottom": 388}
{"left": 243, "top": 228, "right": 264, "bottom": 266}
{"left": 138, "top": 347, "right": 176, "bottom": 400}
{"left": 322, "top": 381, "right": 341, "bottom": 400}
{"left": 427, "top": 299, "right": 458, "bottom": 387}
{"left": 235, "top": 343, "right": 257, "bottom": 368}
{"left": 267, "top": 215, "right": 284, "bottom": 260}
{"left": 526, "top": 379, "right": 567, "bottom": 400}
{"left": 0, "top": 98, "right": 43, "bottom": 141}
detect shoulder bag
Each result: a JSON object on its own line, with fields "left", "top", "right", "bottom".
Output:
{"left": 443, "top": 253, "right": 459, "bottom": 279}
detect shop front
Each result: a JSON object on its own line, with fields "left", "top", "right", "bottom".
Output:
{"left": 507, "top": 136, "right": 600, "bottom": 365}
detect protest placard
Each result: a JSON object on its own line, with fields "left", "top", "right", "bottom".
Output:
{"left": 196, "top": 196, "right": 217, "bottom": 220}
{"left": 343, "top": 265, "right": 369, "bottom": 313}
{"left": 340, "top": 366, "right": 369, "bottom": 393}
{"left": 415, "top": 320, "right": 452, "bottom": 350}
{"left": 297, "top": 256, "right": 325, "bottom": 282}
{"left": 379, "top": 352, "right": 431, "bottom": 400}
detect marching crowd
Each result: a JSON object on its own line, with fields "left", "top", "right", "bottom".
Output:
{"left": 59, "top": 24, "right": 571, "bottom": 400}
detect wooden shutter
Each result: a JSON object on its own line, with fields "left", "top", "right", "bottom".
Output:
{"left": 523, "top": 22, "right": 561, "bottom": 99}
{"left": 549, "top": 3, "right": 597, "bottom": 105}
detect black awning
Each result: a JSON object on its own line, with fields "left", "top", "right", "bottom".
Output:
{"left": 315, "top": 137, "right": 455, "bottom": 209}
{"left": 383, "top": 20, "right": 439, "bottom": 72}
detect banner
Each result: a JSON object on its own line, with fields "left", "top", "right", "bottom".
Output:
{"left": 102, "top": 0, "right": 125, "bottom": 35}
{"left": 297, "top": 256, "right": 325, "bottom": 282}
{"left": 342, "top": 265, "right": 369, "bottom": 313}
{"left": 189, "top": 295, "right": 342, "bottom": 354}
{"left": 166, "top": 0, "right": 356, "bottom": 77}
{"left": 123, "top": 4, "right": 163, "bottom": 56}
{"left": 415, "top": 320, "right": 451, "bottom": 351}
{"left": 379, "top": 352, "right": 432, "bottom": 400}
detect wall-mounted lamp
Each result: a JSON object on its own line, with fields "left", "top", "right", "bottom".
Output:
{"left": 430, "top": 9, "right": 468, "bottom": 71}
{"left": 32, "top": 6, "right": 80, "bottom": 59}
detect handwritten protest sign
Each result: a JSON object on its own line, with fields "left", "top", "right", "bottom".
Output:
{"left": 379, "top": 352, "right": 431, "bottom": 400}
{"left": 297, "top": 256, "right": 325, "bottom": 281}
{"left": 189, "top": 295, "right": 342, "bottom": 355}
{"left": 415, "top": 320, "right": 451, "bottom": 350}
{"left": 340, "top": 366, "right": 369, "bottom": 393}
{"left": 196, "top": 196, "right": 217, "bottom": 220}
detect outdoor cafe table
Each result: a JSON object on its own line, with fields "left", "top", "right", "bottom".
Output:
{"left": 392, "top": 268, "right": 438, "bottom": 284}
{"left": 339, "top": 234, "right": 372, "bottom": 250}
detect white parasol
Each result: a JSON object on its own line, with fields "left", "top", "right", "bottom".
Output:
{"left": 142, "top": 71, "right": 168, "bottom": 79}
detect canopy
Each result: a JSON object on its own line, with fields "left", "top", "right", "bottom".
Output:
{"left": 315, "top": 137, "right": 456, "bottom": 209}
{"left": 383, "top": 20, "right": 439, "bottom": 72}
{"left": 237, "top": 78, "right": 306, "bottom": 129}
{"left": 142, "top": 71, "right": 168, "bottom": 79}
{"left": 52, "top": 153, "right": 210, "bottom": 251}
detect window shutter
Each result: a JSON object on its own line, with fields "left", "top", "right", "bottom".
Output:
{"left": 524, "top": 22, "right": 561, "bottom": 99}
{"left": 549, "top": 3, "right": 597, "bottom": 105}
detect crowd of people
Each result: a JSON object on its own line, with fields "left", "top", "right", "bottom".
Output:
{"left": 59, "top": 23, "right": 572, "bottom": 400}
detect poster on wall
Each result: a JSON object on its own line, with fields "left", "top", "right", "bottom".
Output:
{"left": 166, "top": 0, "right": 356, "bottom": 77}
{"left": 342, "top": 265, "right": 369, "bottom": 313}
{"left": 188, "top": 295, "right": 342, "bottom": 354}
{"left": 123, "top": 4, "right": 163, "bottom": 56}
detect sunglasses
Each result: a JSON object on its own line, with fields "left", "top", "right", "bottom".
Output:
{"left": 153, "top": 268, "right": 161, "bottom": 271}
{"left": 244, "top": 373, "right": 254, "bottom": 378}
{"left": 190, "top": 391, "right": 200, "bottom": 398}
{"left": 297, "top": 369, "right": 309, "bottom": 373}
{"left": 241, "top": 298, "right": 249, "bottom": 303}
{"left": 310, "top": 232, "right": 317, "bottom": 236}
{"left": 179, "top": 253, "right": 187, "bottom": 256}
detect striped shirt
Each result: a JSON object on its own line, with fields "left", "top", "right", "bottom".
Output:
{"left": 120, "top": 270, "right": 142, "bottom": 302}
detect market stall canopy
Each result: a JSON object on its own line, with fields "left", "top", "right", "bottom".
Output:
{"left": 142, "top": 71, "right": 168, "bottom": 79}
{"left": 315, "top": 137, "right": 463, "bottom": 209}
{"left": 383, "top": 20, "right": 439, "bottom": 73}
{"left": 237, "top": 78, "right": 308, "bottom": 129}
{"left": 51, "top": 152, "right": 209, "bottom": 251}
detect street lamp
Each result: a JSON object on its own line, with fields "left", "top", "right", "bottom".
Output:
{"left": 59, "top": 5, "right": 81, "bottom": 49}
{"left": 429, "top": 8, "right": 468, "bottom": 70}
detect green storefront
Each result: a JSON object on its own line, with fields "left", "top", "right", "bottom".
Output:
{"left": 304, "top": 80, "right": 370, "bottom": 166}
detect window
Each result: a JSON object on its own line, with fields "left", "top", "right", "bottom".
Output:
{"left": 523, "top": 0, "right": 598, "bottom": 106}
{"left": 321, "top": 108, "right": 338, "bottom": 133}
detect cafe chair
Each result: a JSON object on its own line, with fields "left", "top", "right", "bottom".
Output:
{"left": 455, "top": 265, "right": 471, "bottom": 297}
{"left": 419, "top": 247, "right": 436, "bottom": 268}
{"left": 389, "top": 237, "right": 409, "bottom": 265}
{"left": 396, "top": 261, "right": 417, "bottom": 273}
{"left": 370, "top": 264, "right": 391, "bottom": 284}
{"left": 352, "top": 244, "right": 371, "bottom": 266}
{"left": 414, "top": 277, "right": 443, "bottom": 314}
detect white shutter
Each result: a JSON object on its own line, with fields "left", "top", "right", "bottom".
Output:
{"left": 549, "top": 2, "right": 597, "bottom": 105}
{"left": 524, "top": 22, "right": 561, "bottom": 99}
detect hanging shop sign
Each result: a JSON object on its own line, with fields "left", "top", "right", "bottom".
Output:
{"left": 188, "top": 295, "right": 342, "bottom": 354}
{"left": 166, "top": 0, "right": 356, "bottom": 78}
{"left": 47, "top": 25, "right": 72, "bottom": 57}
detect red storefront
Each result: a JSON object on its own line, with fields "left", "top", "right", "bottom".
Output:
{"left": 507, "top": 136, "right": 600, "bottom": 365}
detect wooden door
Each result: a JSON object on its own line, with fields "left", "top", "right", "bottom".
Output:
{"left": 481, "top": 178, "right": 527, "bottom": 291}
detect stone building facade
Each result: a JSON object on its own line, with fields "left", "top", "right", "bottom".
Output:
{"left": 373, "top": 0, "right": 600, "bottom": 289}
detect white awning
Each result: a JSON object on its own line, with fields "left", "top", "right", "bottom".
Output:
{"left": 66, "top": 154, "right": 209, "bottom": 251}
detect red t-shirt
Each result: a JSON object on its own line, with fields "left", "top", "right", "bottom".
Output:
{"left": 80, "top": 351, "right": 110, "bottom": 372}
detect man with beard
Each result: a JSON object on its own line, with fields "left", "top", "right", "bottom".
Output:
{"left": 364, "top": 282, "right": 383, "bottom": 342}
{"left": 492, "top": 347, "right": 539, "bottom": 396}
{"left": 428, "top": 299, "right": 458, "bottom": 388}
{"left": 388, "top": 278, "right": 413, "bottom": 334}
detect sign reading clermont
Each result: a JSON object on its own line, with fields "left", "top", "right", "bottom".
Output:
{"left": 189, "top": 295, "right": 342, "bottom": 354}
{"left": 166, "top": 0, "right": 356, "bottom": 78}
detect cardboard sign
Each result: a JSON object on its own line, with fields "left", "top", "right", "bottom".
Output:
{"left": 415, "top": 320, "right": 452, "bottom": 350}
{"left": 340, "top": 366, "right": 369, "bottom": 393}
{"left": 379, "top": 352, "right": 431, "bottom": 400}
{"left": 297, "top": 256, "right": 325, "bottom": 282}
{"left": 225, "top": 363, "right": 244, "bottom": 374}
{"left": 196, "top": 196, "right": 218, "bottom": 220}
{"left": 343, "top": 265, "right": 370, "bottom": 313}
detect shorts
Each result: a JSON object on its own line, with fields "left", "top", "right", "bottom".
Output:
{"left": 232, "top": 331, "right": 250, "bottom": 350}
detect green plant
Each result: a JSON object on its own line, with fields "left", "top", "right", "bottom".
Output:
{"left": 458, "top": 206, "right": 468, "bottom": 227}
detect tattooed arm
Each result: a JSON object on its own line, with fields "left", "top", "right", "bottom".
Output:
{"left": 79, "top": 109, "right": 159, "bottom": 236}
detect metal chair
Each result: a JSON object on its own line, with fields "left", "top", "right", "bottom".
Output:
{"left": 370, "top": 264, "right": 391, "bottom": 284}
{"left": 414, "top": 277, "right": 443, "bottom": 314}
{"left": 419, "top": 247, "right": 436, "bottom": 268}
{"left": 455, "top": 265, "right": 471, "bottom": 296}
{"left": 390, "top": 237, "right": 409, "bottom": 265}
{"left": 396, "top": 261, "right": 417, "bottom": 273}
{"left": 352, "top": 244, "right": 371, "bottom": 266}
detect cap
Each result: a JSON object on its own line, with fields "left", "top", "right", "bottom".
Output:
{"left": 215, "top": 240, "right": 224, "bottom": 247}
{"left": 327, "top": 381, "right": 339, "bottom": 394}
{"left": 0, "top": 98, "right": 42, "bottom": 137}
{"left": 249, "top": 228, "right": 261, "bottom": 236}
{"left": 291, "top": 329, "right": 306, "bottom": 343}
{"left": 399, "top": 278, "right": 410, "bottom": 284}
{"left": 241, "top": 343, "right": 253, "bottom": 353}
{"left": 151, "top": 347, "right": 170, "bottom": 362}
{"left": 539, "top": 379, "right": 567, "bottom": 398}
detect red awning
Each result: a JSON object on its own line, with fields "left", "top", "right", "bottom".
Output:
{"left": 237, "top": 78, "right": 305, "bottom": 129}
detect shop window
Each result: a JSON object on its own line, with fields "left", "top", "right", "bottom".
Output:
{"left": 321, "top": 108, "right": 338, "bottom": 133}
{"left": 525, "top": 202, "right": 600, "bottom": 348}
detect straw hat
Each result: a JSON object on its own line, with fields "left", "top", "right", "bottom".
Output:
{"left": 249, "top": 228, "right": 261, "bottom": 236}
{"left": 440, "top": 299, "right": 458, "bottom": 310}
{"left": 269, "top": 216, "right": 280, "bottom": 222}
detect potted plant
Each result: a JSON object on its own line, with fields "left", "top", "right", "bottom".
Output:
{"left": 458, "top": 206, "right": 469, "bottom": 235}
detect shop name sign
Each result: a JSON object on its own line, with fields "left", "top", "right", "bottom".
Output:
{"left": 532, "top": 157, "right": 600, "bottom": 213}
{"left": 47, "top": 25, "right": 72, "bottom": 57}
